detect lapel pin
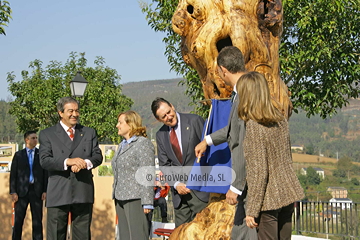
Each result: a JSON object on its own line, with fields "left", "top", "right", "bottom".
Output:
{"left": 186, "top": 127, "right": 189, "bottom": 130}
{"left": 81, "top": 134, "right": 83, "bottom": 136}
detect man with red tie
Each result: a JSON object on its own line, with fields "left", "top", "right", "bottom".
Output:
{"left": 10, "top": 131, "right": 48, "bottom": 240}
{"left": 151, "top": 97, "right": 209, "bottom": 227}
{"left": 39, "top": 97, "right": 102, "bottom": 240}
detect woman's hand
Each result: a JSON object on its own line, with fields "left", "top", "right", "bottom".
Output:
{"left": 245, "top": 216, "right": 258, "bottom": 229}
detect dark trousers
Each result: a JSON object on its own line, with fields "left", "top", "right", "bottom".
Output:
{"left": 115, "top": 199, "right": 149, "bottom": 240}
{"left": 154, "top": 197, "right": 168, "bottom": 218}
{"left": 257, "top": 203, "right": 294, "bottom": 240}
{"left": 46, "top": 203, "right": 93, "bottom": 240}
{"left": 12, "top": 184, "right": 43, "bottom": 240}
{"left": 145, "top": 197, "right": 169, "bottom": 235}
{"left": 174, "top": 190, "right": 207, "bottom": 227}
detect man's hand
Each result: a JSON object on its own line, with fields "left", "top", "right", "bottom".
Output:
{"left": 67, "top": 157, "right": 87, "bottom": 169}
{"left": 71, "top": 165, "right": 81, "bottom": 173}
{"left": 11, "top": 193, "right": 18, "bottom": 203}
{"left": 195, "top": 140, "right": 208, "bottom": 159}
{"left": 144, "top": 209, "right": 151, "bottom": 214}
{"left": 41, "top": 192, "right": 47, "bottom": 201}
{"left": 226, "top": 189, "right": 238, "bottom": 205}
{"left": 176, "top": 183, "right": 191, "bottom": 195}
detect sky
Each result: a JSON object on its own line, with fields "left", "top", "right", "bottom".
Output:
{"left": 0, "top": 0, "right": 178, "bottom": 100}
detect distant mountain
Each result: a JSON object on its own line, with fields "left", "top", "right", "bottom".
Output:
{"left": 289, "top": 98, "right": 360, "bottom": 162}
{"left": 122, "top": 78, "right": 194, "bottom": 139}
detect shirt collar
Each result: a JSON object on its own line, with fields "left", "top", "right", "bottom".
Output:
{"left": 26, "top": 147, "right": 35, "bottom": 152}
{"left": 123, "top": 135, "right": 136, "bottom": 144}
{"left": 60, "top": 121, "right": 75, "bottom": 132}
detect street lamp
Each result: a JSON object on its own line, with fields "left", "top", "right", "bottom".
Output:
{"left": 69, "top": 71, "right": 88, "bottom": 97}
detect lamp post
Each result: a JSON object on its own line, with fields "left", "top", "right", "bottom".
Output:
{"left": 67, "top": 71, "right": 88, "bottom": 232}
{"left": 69, "top": 71, "right": 88, "bottom": 124}
{"left": 69, "top": 71, "right": 88, "bottom": 97}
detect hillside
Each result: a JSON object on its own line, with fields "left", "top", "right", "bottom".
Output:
{"left": 292, "top": 153, "right": 360, "bottom": 202}
{"left": 288, "top": 99, "right": 360, "bottom": 162}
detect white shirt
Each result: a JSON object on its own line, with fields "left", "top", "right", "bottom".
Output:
{"left": 60, "top": 121, "right": 93, "bottom": 170}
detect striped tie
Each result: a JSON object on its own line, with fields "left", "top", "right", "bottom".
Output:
{"left": 67, "top": 128, "right": 74, "bottom": 141}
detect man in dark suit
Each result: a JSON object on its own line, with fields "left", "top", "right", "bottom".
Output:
{"left": 151, "top": 97, "right": 209, "bottom": 227}
{"left": 39, "top": 97, "right": 102, "bottom": 240}
{"left": 10, "top": 131, "right": 48, "bottom": 240}
{"left": 195, "top": 46, "right": 257, "bottom": 239}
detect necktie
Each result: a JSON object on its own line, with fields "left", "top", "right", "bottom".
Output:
{"left": 28, "top": 149, "right": 34, "bottom": 183}
{"left": 170, "top": 127, "right": 182, "bottom": 164}
{"left": 67, "top": 127, "right": 74, "bottom": 141}
{"left": 230, "top": 91, "right": 236, "bottom": 103}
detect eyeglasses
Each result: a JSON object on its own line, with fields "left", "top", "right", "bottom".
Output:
{"left": 28, "top": 137, "right": 38, "bottom": 140}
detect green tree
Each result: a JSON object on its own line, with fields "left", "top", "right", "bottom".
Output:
{"left": 351, "top": 177, "right": 360, "bottom": 186}
{"left": 0, "top": 0, "right": 12, "bottom": 35}
{"left": 281, "top": 0, "right": 360, "bottom": 118}
{"left": 141, "top": 0, "right": 360, "bottom": 118}
{"left": 306, "top": 167, "right": 321, "bottom": 185}
{"left": 298, "top": 173, "right": 307, "bottom": 189}
{"left": 7, "top": 52, "right": 133, "bottom": 143}
{"left": 0, "top": 99, "right": 17, "bottom": 142}
{"left": 305, "top": 143, "right": 314, "bottom": 155}
{"left": 337, "top": 156, "right": 353, "bottom": 171}
{"left": 333, "top": 169, "right": 346, "bottom": 178}
{"left": 339, "top": 114, "right": 350, "bottom": 134}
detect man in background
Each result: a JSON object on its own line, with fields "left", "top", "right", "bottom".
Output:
{"left": 10, "top": 131, "right": 48, "bottom": 240}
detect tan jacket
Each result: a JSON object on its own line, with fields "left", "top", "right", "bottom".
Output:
{"left": 244, "top": 119, "right": 304, "bottom": 218}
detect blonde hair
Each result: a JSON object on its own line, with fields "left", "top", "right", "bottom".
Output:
{"left": 237, "top": 71, "right": 284, "bottom": 124}
{"left": 117, "top": 111, "right": 147, "bottom": 137}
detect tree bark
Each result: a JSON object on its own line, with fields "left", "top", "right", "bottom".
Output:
{"left": 172, "top": 0, "right": 292, "bottom": 118}
{"left": 169, "top": 197, "right": 235, "bottom": 240}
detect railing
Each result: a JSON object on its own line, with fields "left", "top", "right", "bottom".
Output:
{"left": 294, "top": 201, "right": 360, "bottom": 239}
{"left": 153, "top": 199, "right": 360, "bottom": 239}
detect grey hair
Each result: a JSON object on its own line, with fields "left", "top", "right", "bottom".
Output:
{"left": 56, "top": 97, "right": 78, "bottom": 113}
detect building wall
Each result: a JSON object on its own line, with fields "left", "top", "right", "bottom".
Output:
{"left": 316, "top": 170, "right": 325, "bottom": 179}
{"left": 328, "top": 188, "right": 348, "bottom": 198}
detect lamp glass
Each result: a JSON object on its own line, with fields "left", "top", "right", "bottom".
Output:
{"left": 70, "top": 81, "right": 87, "bottom": 97}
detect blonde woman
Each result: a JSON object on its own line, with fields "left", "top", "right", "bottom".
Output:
{"left": 112, "top": 110, "right": 154, "bottom": 240}
{"left": 236, "top": 72, "right": 304, "bottom": 240}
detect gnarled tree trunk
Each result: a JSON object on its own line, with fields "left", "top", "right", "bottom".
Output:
{"left": 171, "top": 0, "right": 292, "bottom": 238}
{"left": 172, "top": 0, "right": 292, "bottom": 118}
